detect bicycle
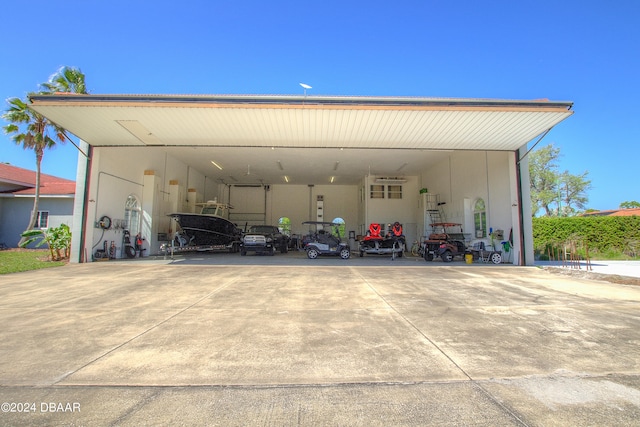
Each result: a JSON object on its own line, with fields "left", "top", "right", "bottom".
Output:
{"left": 410, "top": 240, "right": 425, "bottom": 257}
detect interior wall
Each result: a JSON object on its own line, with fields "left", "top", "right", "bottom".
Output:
{"left": 269, "top": 184, "right": 359, "bottom": 237}
{"left": 77, "top": 146, "right": 520, "bottom": 263}
{"left": 81, "top": 147, "right": 212, "bottom": 260}
{"left": 421, "top": 150, "right": 518, "bottom": 262}
{"left": 362, "top": 176, "right": 420, "bottom": 246}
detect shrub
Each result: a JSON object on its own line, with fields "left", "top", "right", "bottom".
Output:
{"left": 20, "top": 223, "right": 72, "bottom": 261}
{"left": 532, "top": 216, "right": 640, "bottom": 260}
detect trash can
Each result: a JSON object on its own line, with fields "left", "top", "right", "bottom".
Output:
{"left": 465, "top": 253, "right": 473, "bottom": 264}
{"left": 349, "top": 231, "right": 357, "bottom": 251}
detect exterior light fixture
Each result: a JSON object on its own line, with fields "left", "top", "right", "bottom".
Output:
{"left": 330, "top": 176, "right": 335, "bottom": 183}
{"left": 284, "top": 176, "right": 289, "bottom": 183}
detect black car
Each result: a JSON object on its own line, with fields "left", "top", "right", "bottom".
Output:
{"left": 241, "top": 225, "right": 289, "bottom": 255}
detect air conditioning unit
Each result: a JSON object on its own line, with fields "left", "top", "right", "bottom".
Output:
{"left": 374, "top": 177, "right": 407, "bottom": 183}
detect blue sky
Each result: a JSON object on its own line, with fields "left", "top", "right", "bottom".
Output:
{"left": 1, "top": 0, "right": 638, "bottom": 210}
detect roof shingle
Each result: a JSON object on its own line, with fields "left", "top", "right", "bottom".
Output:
{"left": 0, "top": 163, "right": 75, "bottom": 195}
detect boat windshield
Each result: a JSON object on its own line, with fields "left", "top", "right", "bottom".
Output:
{"left": 201, "top": 207, "right": 220, "bottom": 215}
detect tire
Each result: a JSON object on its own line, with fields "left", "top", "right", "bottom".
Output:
{"left": 307, "top": 248, "right": 319, "bottom": 259}
{"left": 490, "top": 252, "right": 502, "bottom": 264}
{"left": 359, "top": 250, "right": 365, "bottom": 257}
{"left": 124, "top": 245, "right": 136, "bottom": 258}
{"left": 241, "top": 249, "right": 247, "bottom": 256}
{"left": 269, "top": 246, "right": 276, "bottom": 256}
{"left": 411, "top": 244, "right": 420, "bottom": 257}
{"left": 441, "top": 250, "right": 453, "bottom": 262}
{"left": 340, "top": 248, "right": 351, "bottom": 259}
{"left": 424, "top": 252, "right": 434, "bottom": 261}
{"left": 281, "top": 243, "right": 288, "bottom": 254}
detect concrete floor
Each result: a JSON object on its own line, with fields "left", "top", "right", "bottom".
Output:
{"left": 1, "top": 253, "right": 639, "bottom": 426}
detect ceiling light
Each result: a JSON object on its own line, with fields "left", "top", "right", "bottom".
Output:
{"left": 211, "top": 161, "right": 223, "bottom": 170}
{"left": 330, "top": 176, "right": 335, "bottom": 183}
{"left": 284, "top": 176, "right": 289, "bottom": 183}
{"left": 333, "top": 161, "right": 340, "bottom": 171}
{"left": 277, "top": 160, "right": 284, "bottom": 171}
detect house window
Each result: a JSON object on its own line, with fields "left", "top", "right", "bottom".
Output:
{"left": 332, "top": 217, "right": 346, "bottom": 238}
{"left": 278, "top": 217, "right": 291, "bottom": 235}
{"left": 370, "top": 184, "right": 384, "bottom": 199}
{"left": 125, "top": 195, "right": 141, "bottom": 233}
{"left": 36, "top": 211, "right": 49, "bottom": 228}
{"left": 387, "top": 185, "right": 403, "bottom": 199}
{"left": 474, "top": 198, "right": 487, "bottom": 238}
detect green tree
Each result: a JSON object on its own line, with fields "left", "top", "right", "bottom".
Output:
{"left": 620, "top": 201, "right": 640, "bottom": 209}
{"left": 529, "top": 144, "right": 591, "bottom": 217}
{"left": 529, "top": 144, "right": 561, "bottom": 216}
{"left": 559, "top": 170, "right": 591, "bottom": 216}
{"left": 2, "top": 67, "right": 87, "bottom": 245}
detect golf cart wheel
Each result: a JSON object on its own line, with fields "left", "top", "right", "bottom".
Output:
{"left": 359, "top": 250, "right": 365, "bottom": 257}
{"left": 340, "top": 248, "right": 351, "bottom": 259}
{"left": 441, "top": 250, "right": 453, "bottom": 262}
{"left": 307, "top": 248, "right": 319, "bottom": 259}
{"left": 424, "top": 252, "right": 434, "bottom": 261}
{"left": 490, "top": 252, "right": 502, "bottom": 264}
{"left": 241, "top": 249, "right": 247, "bottom": 256}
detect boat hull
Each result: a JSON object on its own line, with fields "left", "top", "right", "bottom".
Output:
{"left": 169, "top": 213, "right": 242, "bottom": 247}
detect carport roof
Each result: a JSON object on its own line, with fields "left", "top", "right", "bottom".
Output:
{"left": 29, "top": 94, "right": 573, "bottom": 184}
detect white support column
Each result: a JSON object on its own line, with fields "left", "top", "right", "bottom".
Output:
{"left": 168, "top": 180, "right": 182, "bottom": 236}
{"left": 517, "top": 147, "right": 535, "bottom": 265}
{"left": 142, "top": 170, "right": 158, "bottom": 257}
{"left": 187, "top": 188, "right": 198, "bottom": 212}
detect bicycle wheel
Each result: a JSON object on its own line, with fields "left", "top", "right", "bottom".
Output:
{"left": 411, "top": 243, "right": 420, "bottom": 257}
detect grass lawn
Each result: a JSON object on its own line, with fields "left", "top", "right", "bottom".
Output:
{"left": 0, "top": 249, "right": 66, "bottom": 275}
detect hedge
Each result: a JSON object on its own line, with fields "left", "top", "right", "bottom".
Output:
{"left": 532, "top": 216, "right": 640, "bottom": 258}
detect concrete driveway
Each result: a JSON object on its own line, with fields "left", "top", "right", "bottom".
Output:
{"left": 1, "top": 254, "right": 639, "bottom": 426}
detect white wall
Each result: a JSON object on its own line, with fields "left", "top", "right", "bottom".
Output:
{"left": 359, "top": 176, "right": 420, "bottom": 246}
{"left": 75, "top": 146, "right": 521, "bottom": 263}
{"left": 78, "top": 147, "right": 213, "bottom": 260}
{"left": 421, "top": 151, "right": 521, "bottom": 263}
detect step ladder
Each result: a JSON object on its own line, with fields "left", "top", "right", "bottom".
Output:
{"left": 423, "top": 193, "right": 446, "bottom": 235}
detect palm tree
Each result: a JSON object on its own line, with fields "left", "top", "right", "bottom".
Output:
{"left": 2, "top": 67, "right": 87, "bottom": 245}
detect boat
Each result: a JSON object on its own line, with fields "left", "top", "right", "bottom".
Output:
{"left": 167, "top": 199, "right": 242, "bottom": 252}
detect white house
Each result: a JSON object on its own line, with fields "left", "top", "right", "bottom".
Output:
{"left": 0, "top": 163, "right": 75, "bottom": 248}
{"left": 28, "top": 94, "right": 573, "bottom": 265}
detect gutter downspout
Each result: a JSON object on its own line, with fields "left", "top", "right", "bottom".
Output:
{"left": 515, "top": 152, "right": 526, "bottom": 265}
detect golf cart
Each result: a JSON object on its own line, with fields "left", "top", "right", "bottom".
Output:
{"left": 358, "top": 222, "right": 406, "bottom": 260}
{"left": 423, "top": 223, "right": 467, "bottom": 262}
{"left": 301, "top": 221, "right": 351, "bottom": 259}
